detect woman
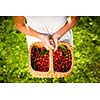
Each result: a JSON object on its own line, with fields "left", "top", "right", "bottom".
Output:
{"left": 14, "top": 16, "right": 79, "bottom": 51}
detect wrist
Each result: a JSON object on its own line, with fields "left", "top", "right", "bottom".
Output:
{"left": 37, "top": 33, "right": 43, "bottom": 39}
{"left": 53, "top": 32, "right": 61, "bottom": 40}
{"left": 38, "top": 33, "right": 47, "bottom": 40}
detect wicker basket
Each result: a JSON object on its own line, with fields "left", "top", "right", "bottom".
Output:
{"left": 28, "top": 42, "right": 74, "bottom": 78}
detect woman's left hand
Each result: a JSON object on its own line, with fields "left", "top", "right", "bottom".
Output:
{"left": 52, "top": 34, "right": 59, "bottom": 51}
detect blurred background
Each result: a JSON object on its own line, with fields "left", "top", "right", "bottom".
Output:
{"left": 0, "top": 16, "right": 100, "bottom": 83}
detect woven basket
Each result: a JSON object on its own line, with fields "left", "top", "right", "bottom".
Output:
{"left": 28, "top": 41, "right": 74, "bottom": 78}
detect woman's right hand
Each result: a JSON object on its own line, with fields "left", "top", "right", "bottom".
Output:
{"left": 39, "top": 34, "right": 54, "bottom": 50}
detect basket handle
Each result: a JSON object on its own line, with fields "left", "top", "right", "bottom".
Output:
{"left": 49, "top": 48, "right": 54, "bottom": 73}
{"left": 48, "top": 37, "right": 54, "bottom": 73}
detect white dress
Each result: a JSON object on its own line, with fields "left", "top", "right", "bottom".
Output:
{"left": 25, "top": 16, "right": 73, "bottom": 49}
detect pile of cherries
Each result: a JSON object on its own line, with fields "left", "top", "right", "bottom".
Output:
{"left": 53, "top": 45, "right": 72, "bottom": 72}
{"left": 31, "top": 45, "right": 72, "bottom": 72}
{"left": 31, "top": 46, "right": 49, "bottom": 72}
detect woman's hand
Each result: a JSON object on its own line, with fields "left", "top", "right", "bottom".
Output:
{"left": 39, "top": 34, "right": 55, "bottom": 50}
{"left": 52, "top": 34, "right": 59, "bottom": 51}
{"left": 52, "top": 16, "right": 80, "bottom": 51}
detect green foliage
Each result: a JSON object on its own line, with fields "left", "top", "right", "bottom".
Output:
{"left": 0, "top": 16, "right": 100, "bottom": 83}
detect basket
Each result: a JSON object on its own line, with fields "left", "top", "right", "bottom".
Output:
{"left": 28, "top": 41, "right": 74, "bottom": 78}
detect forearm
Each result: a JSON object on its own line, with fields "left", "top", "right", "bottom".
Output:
{"left": 14, "top": 16, "right": 42, "bottom": 39}
{"left": 15, "top": 24, "right": 42, "bottom": 39}
{"left": 55, "top": 16, "right": 80, "bottom": 39}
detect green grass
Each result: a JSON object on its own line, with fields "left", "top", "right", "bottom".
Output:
{"left": 0, "top": 16, "right": 100, "bottom": 83}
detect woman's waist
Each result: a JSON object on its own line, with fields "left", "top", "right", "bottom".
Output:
{"left": 27, "top": 20, "right": 67, "bottom": 34}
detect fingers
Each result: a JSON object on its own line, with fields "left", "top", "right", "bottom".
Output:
{"left": 53, "top": 38, "right": 58, "bottom": 51}
{"left": 49, "top": 39, "right": 55, "bottom": 47}
{"left": 43, "top": 38, "right": 54, "bottom": 50}
{"left": 52, "top": 34, "right": 58, "bottom": 51}
{"left": 46, "top": 41, "right": 54, "bottom": 50}
{"left": 41, "top": 34, "right": 58, "bottom": 50}
{"left": 44, "top": 44, "right": 54, "bottom": 50}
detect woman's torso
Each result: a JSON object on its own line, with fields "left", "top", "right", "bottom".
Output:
{"left": 25, "top": 16, "right": 67, "bottom": 35}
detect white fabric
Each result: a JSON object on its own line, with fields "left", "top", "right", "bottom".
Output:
{"left": 25, "top": 16, "right": 73, "bottom": 49}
